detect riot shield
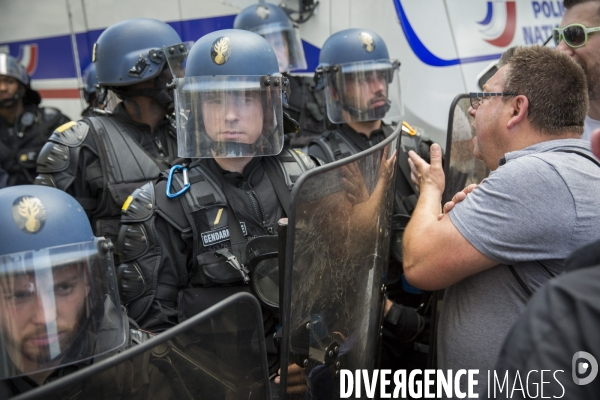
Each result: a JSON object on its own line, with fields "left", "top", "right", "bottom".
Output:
{"left": 279, "top": 126, "right": 400, "bottom": 399}
{"left": 11, "top": 292, "right": 270, "bottom": 400}
{"left": 442, "top": 93, "right": 490, "bottom": 204}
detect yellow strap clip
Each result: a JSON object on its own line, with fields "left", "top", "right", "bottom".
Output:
{"left": 402, "top": 121, "right": 417, "bottom": 136}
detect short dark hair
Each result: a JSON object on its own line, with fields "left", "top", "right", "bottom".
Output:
{"left": 497, "top": 45, "right": 587, "bottom": 135}
{"left": 564, "top": 0, "right": 600, "bottom": 9}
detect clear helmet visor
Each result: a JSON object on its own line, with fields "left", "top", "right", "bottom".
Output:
{"left": 323, "top": 59, "right": 403, "bottom": 124}
{"left": 174, "top": 75, "right": 285, "bottom": 158}
{"left": 163, "top": 41, "right": 193, "bottom": 79}
{"left": 252, "top": 22, "right": 307, "bottom": 72}
{"left": 0, "top": 54, "right": 29, "bottom": 85}
{"left": 0, "top": 239, "right": 125, "bottom": 379}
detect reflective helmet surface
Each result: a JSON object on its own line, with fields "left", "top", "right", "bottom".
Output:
{"left": 175, "top": 29, "right": 285, "bottom": 158}
{"left": 318, "top": 28, "right": 403, "bottom": 124}
{"left": 319, "top": 28, "right": 390, "bottom": 66}
{"left": 94, "top": 18, "right": 183, "bottom": 87}
{"left": 233, "top": 3, "right": 306, "bottom": 72}
{"left": 0, "top": 54, "right": 29, "bottom": 86}
{"left": 82, "top": 63, "right": 98, "bottom": 95}
{"left": 0, "top": 186, "right": 125, "bottom": 380}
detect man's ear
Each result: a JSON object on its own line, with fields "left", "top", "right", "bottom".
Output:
{"left": 506, "top": 95, "right": 528, "bottom": 129}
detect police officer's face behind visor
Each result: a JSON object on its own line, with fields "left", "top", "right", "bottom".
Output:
{"left": 340, "top": 70, "right": 388, "bottom": 113}
{"left": 263, "top": 33, "right": 290, "bottom": 73}
{"left": 201, "top": 91, "right": 264, "bottom": 149}
{"left": 0, "top": 264, "right": 90, "bottom": 370}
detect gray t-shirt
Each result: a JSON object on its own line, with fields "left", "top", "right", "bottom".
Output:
{"left": 439, "top": 139, "right": 600, "bottom": 396}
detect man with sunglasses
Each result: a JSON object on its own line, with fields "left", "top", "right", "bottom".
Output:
{"left": 34, "top": 19, "right": 185, "bottom": 259}
{"left": 403, "top": 45, "right": 600, "bottom": 396}
{"left": 555, "top": 0, "right": 600, "bottom": 141}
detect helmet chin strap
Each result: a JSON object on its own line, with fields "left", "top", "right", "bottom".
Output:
{"left": 342, "top": 99, "right": 391, "bottom": 122}
{"left": 0, "top": 87, "right": 23, "bottom": 109}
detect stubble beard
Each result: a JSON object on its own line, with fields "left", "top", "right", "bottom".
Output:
{"left": 587, "top": 67, "right": 600, "bottom": 102}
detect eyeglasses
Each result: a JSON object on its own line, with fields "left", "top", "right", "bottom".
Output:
{"left": 469, "top": 92, "right": 517, "bottom": 109}
{"left": 553, "top": 24, "right": 600, "bottom": 48}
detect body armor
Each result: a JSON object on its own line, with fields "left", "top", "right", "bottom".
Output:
{"left": 118, "top": 148, "right": 316, "bottom": 318}
{"left": 36, "top": 112, "right": 178, "bottom": 246}
{"left": 0, "top": 105, "right": 70, "bottom": 186}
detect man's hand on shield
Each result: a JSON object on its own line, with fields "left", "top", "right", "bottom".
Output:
{"left": 341, "top": 161, "right": 370, "bottom": 206}
{"left": 438, "top": 183, "right": 478, "bottom": 220}
{"left": 274, "top": 364, "right": 307, "bottom": 394}
{"left": 407, "top": 143, "right": 445, "bottom": 197}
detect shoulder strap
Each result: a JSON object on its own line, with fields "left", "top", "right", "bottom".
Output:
{"left": 508, "top": 265, "right": 533, "bottom": 297}
{"left": 329, "top": 130, "right": 359, "bottom": 160}
{"left": 509, "top": 260, "right": 556, "bottom": 298}
{"left": 555, "top": 149, "right": 600, "bottom": 168}
{"left": 86, "top": 116, "right": 162, "bottom": 184}
{"left": 312, "top": 135, "right": 337, "bottom": 163}
{"left": 264, "top": 157, "right": 292, "bottom": 217}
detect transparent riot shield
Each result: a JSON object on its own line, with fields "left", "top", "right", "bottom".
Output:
{"left": 442, "top": 94, "right": 490, "bottom": 204}
{"left": 279, "top": 126, "right": 400, "bottom": 399}
{"left": 11, "top": 292, "right": 270, "bottom": 400}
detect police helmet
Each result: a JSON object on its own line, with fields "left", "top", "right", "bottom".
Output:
{"left": 0, "top": 53, "right": 41, "bottom": 107}
{"left": 317, "top": 28, "right": 403, "bottom": 124}
{"left": 94, "top": 18, "right": 182, "bottom": 87}
{"left": 234, "top": 3, "right": 307, "bottom": 72}
{"left": 174, "top": 29, "right": 285, "bottom": 158}
{"left": 0, "top": 186, "right": 125, "bottom": 379}
{"left": 82, "top": 63, "right": 98, "bottom": 104}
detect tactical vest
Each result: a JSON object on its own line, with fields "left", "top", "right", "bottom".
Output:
{"left": 118, "top": 148, "right": 316, "bottom": 319}
{"left": 37, "top": 115, "right": 177, "bottom": 245}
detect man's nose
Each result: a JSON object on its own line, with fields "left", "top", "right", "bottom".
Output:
{"left": 224, "top": 103, "right": 239, "bottom": 124}
{"left": 0, "top": 81, "right": 8, "bottom": 92}
{"left": 31, "top": 293, "right": 57, "bottom": 325}
{"left": 370, "top": 77, "right": 386, "bottom": 93}
{"left": 556, "top": 40, "right": 575, "bottom": 56}
{"left": 468, "top": 106, "right": 476, "bottom": 117}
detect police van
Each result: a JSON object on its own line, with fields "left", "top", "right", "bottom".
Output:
{"left": 0, "top": 0, "right": 564, "bottom": 145}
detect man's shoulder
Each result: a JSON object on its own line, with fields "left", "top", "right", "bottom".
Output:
{"left": 127, "top": 177, "right": 191, "bottom": 233}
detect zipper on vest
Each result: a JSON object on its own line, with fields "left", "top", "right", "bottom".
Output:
{"left": 246, "top": 189, "right": 267, "bottom": 229}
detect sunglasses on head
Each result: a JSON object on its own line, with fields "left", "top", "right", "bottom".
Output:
{"left": 553, "top": 23, "right": 600, "bottom": 48}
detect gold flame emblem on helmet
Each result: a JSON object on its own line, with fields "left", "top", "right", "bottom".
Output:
{"left": 12, "top": 196, "right": 46, "bottom": 234}
{"left": 359, "top": 32, "right": 375, "bottom": 52}
{"left": 256, "top": 5, "right": 270, "bottom": 20}
{"left": 211, "top": 37, "right": 232, "bottom": 65}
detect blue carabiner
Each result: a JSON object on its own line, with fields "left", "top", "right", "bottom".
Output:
{"left": 166, "top": 165, "right": 190, "bottom": 198}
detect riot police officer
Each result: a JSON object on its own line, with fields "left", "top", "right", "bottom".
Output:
{"left": 117, "top": 30, "right": 319, "bottom": 379}
{"left": 234, "top": 3, "right": 330, "bottom": 145}
{"left": 35, "top": 18, "right": 185, "bottom": 252}
{"left": 307, "top": 28, "right": 431, "bottom": 371}
{"left": 0, "top": 54, "right": 70, "bottom": 187}
{"left": 0, "top": 185, "right": 128, "bottom": 396}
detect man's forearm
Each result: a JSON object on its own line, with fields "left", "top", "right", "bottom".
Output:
{"left": 402, "top": 186, "right": 443, "bottom": 286}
